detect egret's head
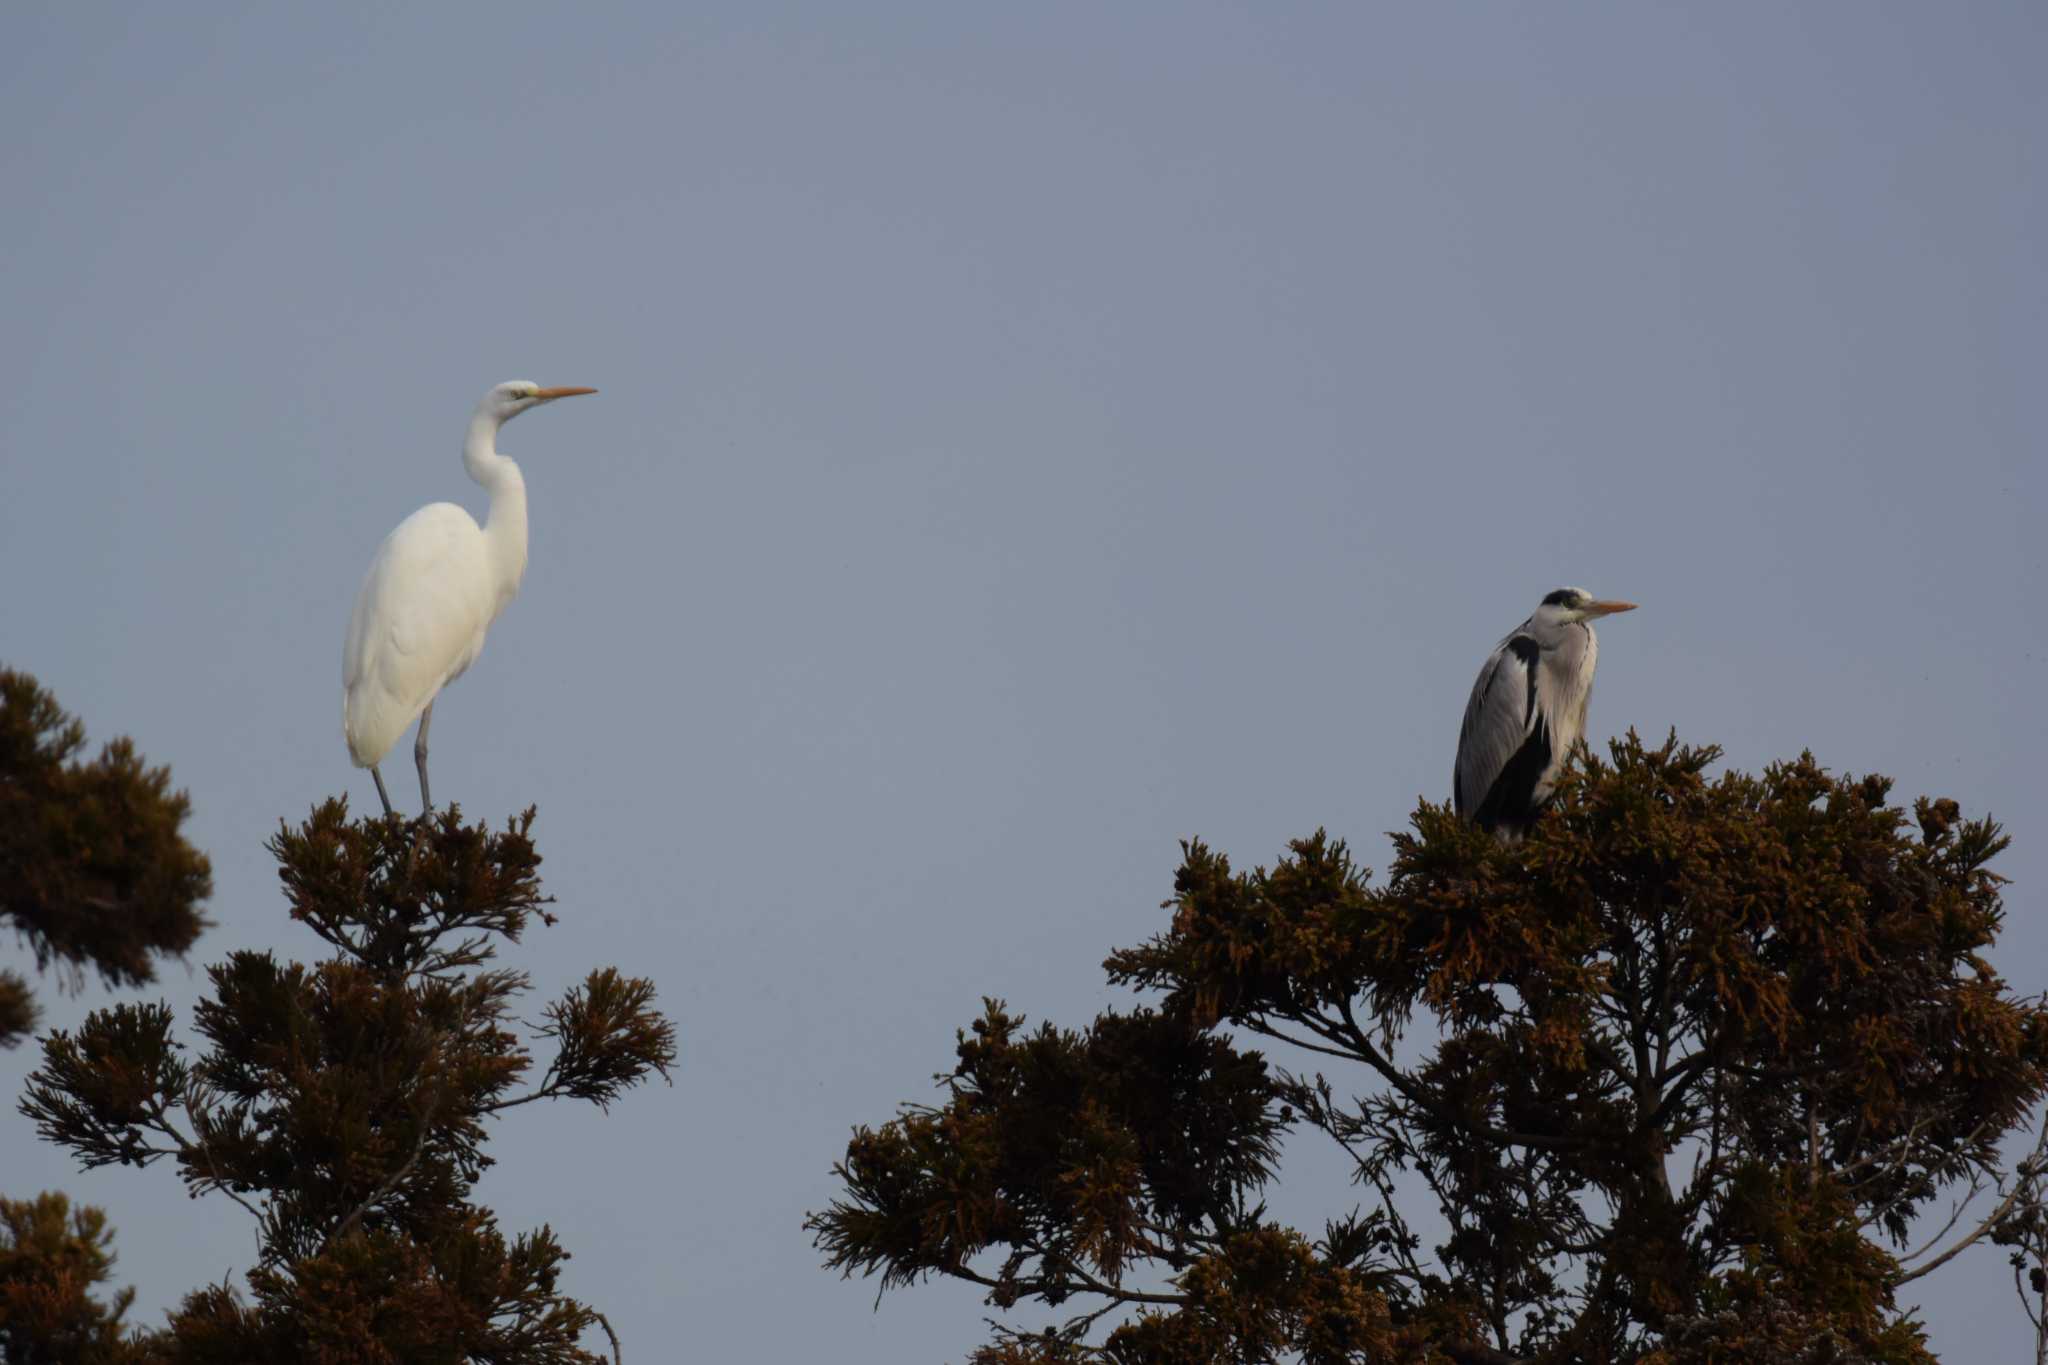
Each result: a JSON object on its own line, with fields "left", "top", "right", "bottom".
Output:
{"left": 480, "top": 379, "right": 598, "bottom": 425}
{"left": 1536, "top": 587, "right": 1637, "bottom": 627}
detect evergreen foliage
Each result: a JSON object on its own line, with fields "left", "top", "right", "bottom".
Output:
{"left": 0, "top": 1192, "right": 145, "bottom": 1365}
{"left": 0, "top": 667, "right": 206, "bottom": 1363}
{"left": 0, "top": 670, "right": 211, "bottom": 1049}
{"left": 810, "top": 734, "right": 2048, "bottom": 1363}
{"left": 19, "top": 802, "right": 677, "bottom": 1363}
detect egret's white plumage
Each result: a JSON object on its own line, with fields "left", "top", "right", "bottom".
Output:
{"left": 1453, "top": 587, "right": 1636, "bottom": 839}
{"left": 342, "top": 379, "right": 596, "bottom": 816}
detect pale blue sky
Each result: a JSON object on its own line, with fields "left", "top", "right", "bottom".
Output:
{"left": 2, "top": 4, "right": 2042, "bottom": 1358}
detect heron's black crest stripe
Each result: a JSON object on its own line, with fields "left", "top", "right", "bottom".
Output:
{"left": 1541, "top": 589, "right": 1580, "bottom": 607}
{"left": 1474, "top": 718, "right": 1553, "bottom": 835}
{"left": 1507, "top": 635, "right": 1541, "bottom": 724}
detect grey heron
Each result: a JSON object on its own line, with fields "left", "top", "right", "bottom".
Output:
{"left": 1453, "top": 587, "right": 1637, "bottom": 839}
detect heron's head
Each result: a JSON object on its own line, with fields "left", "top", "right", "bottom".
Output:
{"left": 1536, "top": 587, "right": 1637, "bottom": 627}
{"left": 480, "top": 380, "right": 599, "bottom": 425}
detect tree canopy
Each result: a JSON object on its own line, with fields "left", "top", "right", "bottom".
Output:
{"left": 0, "top": 1191, "right": 144, "bottom": 1365}
{"left": 18, "top": 802, "right": 677, "bottom": 1364}
{"left": 0, "top": 669, "right": 210, "bottom": 1049}
{"left": 810, "top": 733, "right": 2048, "bottom": 1363}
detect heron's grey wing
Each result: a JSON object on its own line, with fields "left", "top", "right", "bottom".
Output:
{"left": 1453, "top": 635, "right": 1541, "bottom": 818}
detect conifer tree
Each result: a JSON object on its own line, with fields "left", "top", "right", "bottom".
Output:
{"left": 0, "top": 1192, "right": 146, "bottom": 1365}
{"left": 810, "top": 734, "right": 2048, "bottom": 1363}
{"left": 20, "top": 802, "right": 677, "bottom": 1363}
{"left": 1, "top": 668, "right": 210, "bottom": 1364}
{"left": 0, "top": 669, "right": 211, "bottom": 1049}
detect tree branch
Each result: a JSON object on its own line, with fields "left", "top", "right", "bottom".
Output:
{"left": 1897, "top": 1113, "right": 2048, "bottom": 1287}
{"left": 1322, "top": 999, "right": 1590, "bottom": 1155}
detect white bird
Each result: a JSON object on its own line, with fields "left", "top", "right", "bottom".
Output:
{"left": 343, "top": 380, "right": 597, "bottom": 817}
{"left": 1453, "top": 588, "right": 1637, "bottom": 839}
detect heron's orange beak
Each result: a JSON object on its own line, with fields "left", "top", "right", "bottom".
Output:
{"left": 534, "top": 386, "right": 598, "bottom": 400}
{"left": 1586, "top": 600, "right": 1637, "bottom": 617}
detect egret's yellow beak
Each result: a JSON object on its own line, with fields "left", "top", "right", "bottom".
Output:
{"left": 533, "top": 386, "right": 597, "bottom": 400}
{"left": 1585, "top": 600, "right": 1637, "bottom": 618}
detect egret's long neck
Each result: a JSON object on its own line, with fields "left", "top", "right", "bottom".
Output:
{"left": 463, "top": 411, "right": 529, "bottom": 603}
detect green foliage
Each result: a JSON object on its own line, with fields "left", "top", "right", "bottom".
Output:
{"left": 812, "top": 733, "right": 2048, "bottom": 1363}
{"left": 0, "top": 1192, "right": 144, "bottom": 1365}
{"left": 0, "top": 668, "right": 211, "bottom": 1048}
{"left": 19, "top": 801, "right": 677, "bottom": 1364}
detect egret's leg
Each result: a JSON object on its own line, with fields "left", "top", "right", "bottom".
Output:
{"left": 370, "top": 765, "right": 396, "bottom": 818}
{"left": 414, "top": 701, "right": 435, "bottom": 814}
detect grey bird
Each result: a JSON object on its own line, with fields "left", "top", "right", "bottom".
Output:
{"left": 1454, "top": 588, "right": 1637, "bottom": 839}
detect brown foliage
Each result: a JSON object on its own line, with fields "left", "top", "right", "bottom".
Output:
{"left": 0, "top": 669, "right": 211, "bottom": 1048}
{"left": 812, "top": 733, "right": 2047, "bottom": 1362}
{"left": 18, "top": 802, "right": 677, "bottom": 1363}
{"left": 0, "top": 1192, "right": 145, "bottom": 1365}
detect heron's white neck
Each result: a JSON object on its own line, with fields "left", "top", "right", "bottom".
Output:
{"left": 463, "top": 412, "right": 529, "bottom": 604}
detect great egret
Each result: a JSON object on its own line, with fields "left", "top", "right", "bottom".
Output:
{"left": 1453, "top": 587, "right": 1637, "bottom": 839}
{"left": 342, "top": 380, "right": 597, "bottom": 817}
